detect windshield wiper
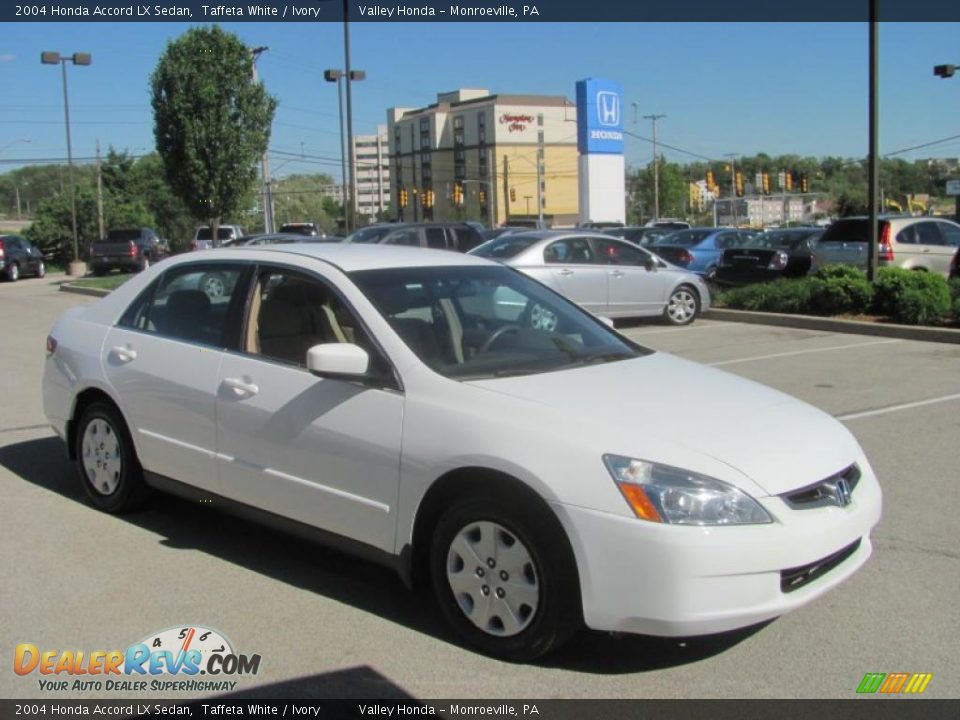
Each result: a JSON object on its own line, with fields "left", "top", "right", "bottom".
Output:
{"left": 565, "top": 351, "right": 635, "bottom": 368}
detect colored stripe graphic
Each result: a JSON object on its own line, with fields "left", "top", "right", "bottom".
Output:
{"left": 857, "top": 673, "right": 886, "bottom": 693}
{"left": 879, "top": 673, "right": 909, "bottom": 693}
{"left": 857, "top": 672, "right": 932, "bottom": 694}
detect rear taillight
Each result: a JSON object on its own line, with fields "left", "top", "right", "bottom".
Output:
{"left": 879, "top": 223, "right": 894, "bottom": 261}
{"left": 128, "top": 241, "right": 138, "bottom": 257}
{"left": 679, "top": 249, "right": 694, "bottom": 265}
{"left": 46, "top": 335, "right": 57, "bottom": 355}
{"left": 768, "top": 250, "right": 788, "bottom": 270}
{"left": 0, "top": 239, "right": 5, "bottom": 259}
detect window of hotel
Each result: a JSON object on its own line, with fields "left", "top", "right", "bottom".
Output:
{"left": 537, "top": 114, "right": 544, "bottom": 126}
{"left": 478, "top": 113, "right": 486, "bottom": 145}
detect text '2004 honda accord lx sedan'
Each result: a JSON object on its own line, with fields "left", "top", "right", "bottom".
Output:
{"left": 43, "top": 245, "right": 881, "bottom": 660}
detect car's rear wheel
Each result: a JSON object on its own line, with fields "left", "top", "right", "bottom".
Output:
{"left": 430, "top": 495, "right": 581, "bottom": 661}
{"left": 664, "top": 285, "right": 700, "bottom": 326}
{"left": 6, "top": 262, "right": 19, "bottom": 282}
{"left": 75, "top": 402, "right": 147, "bottom": 512}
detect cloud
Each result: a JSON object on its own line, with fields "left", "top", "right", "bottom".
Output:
{"left": 0, "top": 54, "right": 15, "bottom": 63}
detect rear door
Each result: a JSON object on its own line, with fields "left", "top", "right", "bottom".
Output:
{"left": 914, "top": 221, "right": 956, "bottom": 276}
{"left": 103, "top": 261, "right": 251, "bottom": 493}
{"left": 542, "top": 236, "right": 608, "bottom": 313}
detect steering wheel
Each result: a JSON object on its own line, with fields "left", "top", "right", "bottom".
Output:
{"left": 479, "top": 325, "right": 521, "bottom": 353}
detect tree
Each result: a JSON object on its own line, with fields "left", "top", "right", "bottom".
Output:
{"left": 270, "top": 173, "right": 343, "bottom": 235}
{"left": 150, "top": 25, "right": 277, "bottom": 244}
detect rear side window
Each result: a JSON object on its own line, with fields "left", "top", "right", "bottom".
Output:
{"left": 120, "top": 264, "right": 248, "bottom": 348}
{"left": 425, "top": 227, "right": 447, "bottom": 249}
{"left": 544, "top": 238, "right": 595, "bottom": 264}
{"left": 451, "top": 227, "right": 484, "bottom": 252}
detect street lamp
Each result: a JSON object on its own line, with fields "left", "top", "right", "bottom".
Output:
{"left": 324, "top": 68, "right": 365, "bottom": 234}
{"left": 933, "top": 64, "right": 957, "bottom": 78}
{"left": 41, "top": 51, "right": 91, "bottom": 274}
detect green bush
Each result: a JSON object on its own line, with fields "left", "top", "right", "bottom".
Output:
{"left": 872, "top": 267, "right": 950, "bottom": 325}
{"left": 720, "top": 279, "right": 813, "bottom": 314}
{"left": 807, "top": 265, "right": 873, "bottom": 315}
{"left": 953, "top": 296, "right": 960, "bottom": 323}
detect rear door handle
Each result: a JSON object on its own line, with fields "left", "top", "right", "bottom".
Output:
{"left": 223, "top": 377, "right": 259, "bottom": 397}
{"left": 109, "top": 346, "right": 137, "bottom": 363}
{"left": 609, "top": 270, "right": 625, "bottom": 278}
{"left": 558, "top": 268, "right": 574, "bottom": 277}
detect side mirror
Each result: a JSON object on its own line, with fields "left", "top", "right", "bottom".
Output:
{"left": 597, "top": 316, "right": 615, "bottom": 329}
{"left": 307, "top": 343, "right": 370, "bottom": 378}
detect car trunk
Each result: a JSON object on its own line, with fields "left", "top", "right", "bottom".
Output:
{"left": 650, "top": 246, "right": 691, "bottom": 266}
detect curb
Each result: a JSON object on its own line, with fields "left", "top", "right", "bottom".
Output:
{"left": 58, "top": 282, "right": 111, "bottom": 298}
{"left": 703, "top": 308, "right": 960, "bottom": 344}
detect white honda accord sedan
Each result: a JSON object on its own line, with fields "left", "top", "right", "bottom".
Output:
{"left": 43, "top": 245, "right": 881, "bottom": 660}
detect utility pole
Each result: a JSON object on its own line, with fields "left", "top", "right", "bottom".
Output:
{"left": 725, "top": 153, "right": 738, "bottom": 227}
{"left": 250, "top": 46, "right": 274, "bottom": 234}
{"left": 644, "top": 114, "right": 666, "bottom": 221}
{"left": 503, "top": 155, "right": 511, "bottom": 224}
{"left": 867, "top": 1, "right": 879, "bottom": 280}
{"left": 486, "top": 147, "right": 495, "bottom": 229}
{"left": 343, "top": 0, "right": 356, "bottom": 233}
{"left": 536, "top": 134, "right": 544, "bottom": 228}
{"left": 95, "top": 139, "right": 104, "bottom": 241}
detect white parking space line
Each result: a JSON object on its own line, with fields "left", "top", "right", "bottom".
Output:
{"left": 625, "top": 321, "right": 737, "bottom": 336}
{"left": 837, "top": 392, "right": 960, "bottom": 421}
{"left": 708, "top": 339, "right": 902, "bottom": 367}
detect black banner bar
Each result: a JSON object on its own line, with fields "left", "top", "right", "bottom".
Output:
{"left": 1, "top": 700, "right": 959, "bottom": 720}
{"left": 4, "top": 0, "right": 960, "bottom": 22}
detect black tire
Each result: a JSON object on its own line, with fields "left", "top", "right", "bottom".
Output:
{"left": 5, "top": 262, "right": 19, "bottom": 282}
{"left": 430, "top": 494, "right": 582, "bottom": 661}
{"left": 35, "top": 260, "right": 46, "bottom": 279}
{"left": 663, "top": 284, "right": 700, "bottom": 326}
{"left": 74, "top": 402, "right": 147, "bottom": 513}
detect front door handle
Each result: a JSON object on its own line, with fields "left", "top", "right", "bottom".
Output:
{"left": 558, "top": 268, "right": 574, "bottom": 277}
{"left": 223, "top": 377, "right": 259, "bottom": 397}
{"left": 609, "top": 270, "right": 625, "bottom": 278}
{"left": 109, "top": 346, "right": 137, "bottom": 363}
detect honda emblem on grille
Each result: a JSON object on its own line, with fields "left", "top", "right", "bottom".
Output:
{"left": 832, "top": 477, "right": 852, "bottom": 507}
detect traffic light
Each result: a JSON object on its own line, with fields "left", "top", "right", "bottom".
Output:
{"left": 785, "top": 171, "right": 793, "bottom": 191}
{"left": 509, "top": 187, "right": 516, "bottom": 202}
{"left": 453, "top": 183, "right": 464, "bottom": 207}
{"left": 735, "top": 171, "right": 744, "bottom": 197}
{"left": 706, "top": 170, "right": 714, "bottom": 189}
{"left": 424, "top": 189, "right": 435, "bottom": 208}
{"left": 479, "top": 188, "right": 487, "bottom": 205}
{"left": 762, "top": 173, "right": 770, "bottom": 195}
{"left": 399, "top": 188, "right": 408, "bottom": 208}
{"left": 800, "top": 175, "right": 809, "bottom": 193}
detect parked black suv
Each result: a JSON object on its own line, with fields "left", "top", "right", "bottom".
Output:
{"left": 347, "top": 222, "right": 484, "bottom": 252}
{"left": 0, "top": 235, "right": 46, "bottom": 281}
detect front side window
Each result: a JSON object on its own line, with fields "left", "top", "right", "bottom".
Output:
{"left": 592, "top": 238, "right": 649, "bottom": 265}
{"left": 383, "top": 228, "right": 421, "bottom": 247}
{"left": 914, "top": 222, "right": 945, "bottom": 246}
{"left": 246, "top": 269, "right": 373, "bottom": 368}
{"left": 351, "top": 265, "right": 648, "bottom": 379}
{"left": 120, "top": 263, "right": 246, "bottom": 347}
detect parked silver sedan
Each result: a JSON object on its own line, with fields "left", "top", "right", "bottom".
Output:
{"left": 470, "top": 230, "right": 711, "bottom": 325}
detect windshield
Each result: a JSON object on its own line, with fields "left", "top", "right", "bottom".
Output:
{"left": 346, "top": 225, "right": 396, "bottom": 244}
{"left": 653, "top": 229, "right": 712, "bottom": 247}
{"left": 350, "top": 265, "right": 648, "bottom": 380}
{"left": 470, "top": 234, "right": 540, "bottom": 259}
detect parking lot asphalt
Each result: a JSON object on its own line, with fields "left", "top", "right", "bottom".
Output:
{"left": 1, "top": 276, "right": 957, "bottom": 700}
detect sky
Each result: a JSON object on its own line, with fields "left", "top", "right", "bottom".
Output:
{"left": 1, "top": 21, "right": 959, "bottom": 182}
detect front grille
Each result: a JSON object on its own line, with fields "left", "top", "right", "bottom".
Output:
{"left": 780, "top": 538, "right": 861, "bottom": 593}
{"left": 782, "top": 464, "right": 861, "bottom": 510}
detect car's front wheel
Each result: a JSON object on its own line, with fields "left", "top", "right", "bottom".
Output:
{"left": 664, "top": 285, "right": 700, "bottom": 326}
{"left": 36, "top": 260, "right": 46, "bottom": 279}
{"left": 430, "top": 494, "right": 581, "bottom": 661}
{"left": 75, "top": 402, "right": 147, "bottom": 512}
{"left": 5, "top": 262, "right": 19, "bottom": 281}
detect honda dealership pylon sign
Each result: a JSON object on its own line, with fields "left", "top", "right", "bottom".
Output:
{"left": 576, "top": 79, "right": 626, "bottom": 224}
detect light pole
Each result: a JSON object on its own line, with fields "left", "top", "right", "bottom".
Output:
{"left": 250, "top": 46, "right": 275, "bottom": 234}
{"left": 934, "top": 62, "right": 960, "bottom": 222}
{"left": 644, "top": 114, "right": 665, "bottom": 221}
{"left": 325, "top": 68, "right": 365, "bottom": 233}
{"left": 724, "top": 153, "right": 738, "bottom": 227}
{"left": 41, "top": 51, "right": 90, "bottom": 274}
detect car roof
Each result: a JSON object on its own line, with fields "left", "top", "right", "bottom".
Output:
{"left": 196, "top": 242, "right": 492, "bottom": 273}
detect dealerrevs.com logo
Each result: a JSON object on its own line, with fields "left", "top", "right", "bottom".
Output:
{"left": 14, "top": 626, "right": 261, "bottom": 693}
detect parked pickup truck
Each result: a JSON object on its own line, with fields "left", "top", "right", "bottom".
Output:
{"left": 91, "top": 228, "right": 165, "bottom": 275}
{"left": 190, "top": 225, "right": 246, "bottom": 250}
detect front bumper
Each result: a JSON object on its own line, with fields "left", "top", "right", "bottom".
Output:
{"left": 554, "top": 466, "right": 881, "bottom": 637}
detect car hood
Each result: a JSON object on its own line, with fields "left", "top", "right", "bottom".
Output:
{"left": 466, "top": 352, "right": 860, "bottom": 496}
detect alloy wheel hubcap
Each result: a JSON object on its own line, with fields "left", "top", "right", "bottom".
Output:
{"left": 81, "top": 419, "right": 122, "bottom": 495}
{"left": 446, "top": 520, "right": 539, "bottom": 637}
{"left": 203, "top": 276, "right": 225, "bottom": 298}
{"left": 668, "top": 291, "right": 696, "bottom": 322}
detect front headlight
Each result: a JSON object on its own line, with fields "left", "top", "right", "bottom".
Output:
{"left": 603, "top": 454, "right": 773, "bottom": 526}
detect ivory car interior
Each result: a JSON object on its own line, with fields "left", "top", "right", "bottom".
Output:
{"left": 43, "top": 245, "right": 881, "bottom": 660}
